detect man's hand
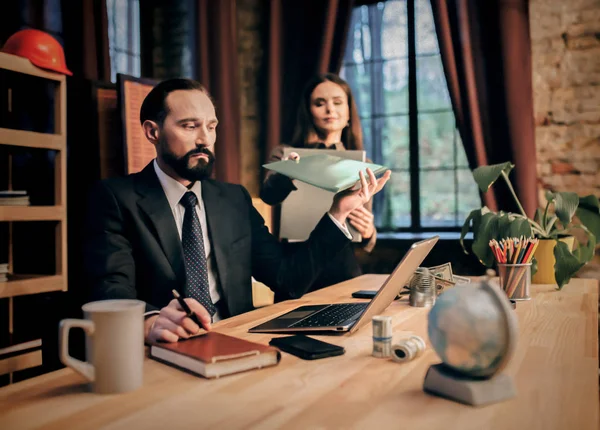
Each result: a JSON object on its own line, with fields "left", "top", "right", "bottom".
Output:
{"left": 329, "top": 168, "right": 391, "bottom": 225}
{"left": 348, "top": 206, "right": 375, "bottom": 239}
{"left": 145, "top": 298, "right": 212, "bottom": 343}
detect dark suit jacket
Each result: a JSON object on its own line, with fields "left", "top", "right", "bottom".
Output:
{"left": 84, "top": 163, "right": 352, "bottom": 317}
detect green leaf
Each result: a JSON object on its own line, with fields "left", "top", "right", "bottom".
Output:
{"left": 472, "top": 162, "right": 514, "bottom": 194}
{"left": 460, "top": 209, "right": 481, "bottom": 254}
{"left": 554, "top": 241, "right": 586, "bottom": 290}
{"left": 572, "top": 225, "right": 597, "bottom": 263}
{"left": 506, "top": 216, "right": 533, "bottom": 238}
{"left": 496, "top": 213, "right": 512, "bottom": 238}
{"left": 472, "top": 212, "right": 500, "bottom": 267}
{"left": 544, "top": 190, "right": 556, "bottom": 205}
{"left": 550, "top": 192, "right": 579, "bottom": 227}
{"left": 579, "top": 194, "right": 600, "bottom": 210}
{"left": 576, "top": 195, "right": 600, "bottom": 241}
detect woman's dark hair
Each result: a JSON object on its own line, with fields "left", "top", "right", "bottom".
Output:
{"left": 140, "top": 78, "right": 208, "bottom": 126}
{"left": 290, "top": 73, "right": 363, "bottom": 150}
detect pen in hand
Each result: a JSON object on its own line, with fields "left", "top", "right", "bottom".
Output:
{"left": 172, "top": 289, "right": 206, "bottom": 330}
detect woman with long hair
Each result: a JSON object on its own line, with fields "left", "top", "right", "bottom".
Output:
{"left": 260, "top": 73, "right": 377, "bottom": 297}
{"left": 261, "top": 73, "right": 376, "bottom": 251}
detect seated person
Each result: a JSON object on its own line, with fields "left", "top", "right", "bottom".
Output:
{"left": 84, "top": 78, "right": 391, "bottom": 344}
{"left": 261, "top": 73, "right": 377, "bottom": 296}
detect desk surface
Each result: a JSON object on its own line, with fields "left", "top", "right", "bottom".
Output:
{"left": 0, "top": 275, "right": 598, "bottom": 430}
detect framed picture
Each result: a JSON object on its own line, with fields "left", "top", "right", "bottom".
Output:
{"left": 117, "top": 74, "right": 158, "bottom": 174}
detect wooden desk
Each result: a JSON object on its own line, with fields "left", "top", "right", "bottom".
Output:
{"left": 0, "top": 276, "right": 598, "bottom": 429}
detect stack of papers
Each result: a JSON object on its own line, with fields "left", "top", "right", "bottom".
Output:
{"left": 263, "top": 154, "right": 387, "bottom": 193}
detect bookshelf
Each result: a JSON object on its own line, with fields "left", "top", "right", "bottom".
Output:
{"left": 0, "top": 52, "right": 67, "bottom": 379}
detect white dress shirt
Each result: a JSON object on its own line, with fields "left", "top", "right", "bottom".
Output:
{"left": 153, "top": 160, "right": 223, "bottom": 321}
{"left": 147, "top": 159, "right": 352, "bottom": 324}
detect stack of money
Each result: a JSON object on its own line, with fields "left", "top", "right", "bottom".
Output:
{"left": 409, "top": 267, "right": 436, "bottom": 307}
{"left": 372, "top": 315, "right": 392, "bottom": 358}
{"left": 391, "top": 335, "right": 426, "bottom": 363}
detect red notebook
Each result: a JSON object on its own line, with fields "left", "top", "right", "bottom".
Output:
{"left": 149, "top": 332, "right": 281, "bottom": 379}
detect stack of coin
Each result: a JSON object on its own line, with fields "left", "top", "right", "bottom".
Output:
{"left": 409, "top": 267, "right": 436, "bottom": 307}
{"left": 372, "top": 315, "right": 392, "bottom": 358}
{"left": 391, "top": 335, "right": 426, "bottom": 363}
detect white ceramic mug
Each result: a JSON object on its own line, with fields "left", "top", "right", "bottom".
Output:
{"left": 59, "top": 299, "right": 145, "bottom": 394}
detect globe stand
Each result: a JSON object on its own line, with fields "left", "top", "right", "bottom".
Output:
{"left": 423, "top": 363, "right": 516, "bottom": 406}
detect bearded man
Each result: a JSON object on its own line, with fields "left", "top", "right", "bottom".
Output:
{"left": 84, "top": 78, "right": 390, "bottom": 344}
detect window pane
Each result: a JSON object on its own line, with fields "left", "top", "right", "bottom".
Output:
{"left": 455, "top": 132, "right": 470, "bottom": 168}
{"left": 419, "top": 111, "right": 455, "bottom": 168}
{"left": 115, "top": 52, "right": 127, "bottom": 75}
{"left": 417, "top": 55, "right": 451, "bottom": 111}
{"left": 114, "top": 0, "right": 129, "bottom": 51}
{"left": 383, "top": 59, "right": 409, "bottom": 115}
{"left": 132, "top": 0, "right": 141, "bottom": 55}
{"left": 415, "top": 0, "right": 439, "bottom": 55}
{"left": 341, "top": 64, "right": 372, "bottom": 118}
{"left": 361, "top": 118, "right": 374, "bottom": 162}
{"left": 360, "top": 6, "right": 372, "bottom": 61}
{"left": 457, "top": 169, "right": 481, "bottom": 222}
{"left": 382, "top": 0, "right": 408, "bottom": 59}
{"left": 383, "top": 115, "right": 409, "bottom": 169}
{"left": 107, "top": 0, "right": 141, "bottom": 82}
{"left": 376, "top": 171, "right": 411, "bottom": 229}
{"left": 420, "top": 170, "right": 456, "bottom": 227}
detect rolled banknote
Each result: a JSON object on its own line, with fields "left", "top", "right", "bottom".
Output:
{"left": 372, "top": 340, "right": 392, "bottom": 358}
{"left": 372, "top": 315, "right": 392, "bottom": 358}
{"left": 372, "top": 315, "right": 392, "bottom": 339}
{"left": 391, "top": 335, "right": 426, "bottom": 363}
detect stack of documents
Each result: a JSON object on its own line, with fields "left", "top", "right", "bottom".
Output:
{"left": 263, "top": 154, "right": 387, "bottom": 193}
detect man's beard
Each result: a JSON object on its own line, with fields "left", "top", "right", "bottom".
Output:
{"left": 161, "top": 143, "right": 216, "bottom": 182}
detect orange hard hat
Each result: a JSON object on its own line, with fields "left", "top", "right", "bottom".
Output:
{"left": 1, "top": 29, "right": 72, "bottom": 76}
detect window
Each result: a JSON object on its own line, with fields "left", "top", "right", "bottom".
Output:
{"left": 340, "top": 0, "right": 480, "bottom": 232}
{"left": 106, "top": 0, "right": 141, "bottom": 83}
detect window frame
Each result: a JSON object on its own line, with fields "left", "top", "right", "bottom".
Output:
{"left": 342, "top": 0, "right": 476, "bottom": 233}
{"left": 106, "top": 0, "right": 141, "bottom": 83}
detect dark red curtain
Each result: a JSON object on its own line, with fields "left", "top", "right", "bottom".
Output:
{"left": 266, "top": 0, "right": 355, "bottom": 158}
{"left": 61, "top": 0, "right": 111, "bottom": 81}
{"left": 431, "top": 0, "right": 537, "bottom": 216}
{"left": 196, "top": 0, "right": 241, "bottom": 184}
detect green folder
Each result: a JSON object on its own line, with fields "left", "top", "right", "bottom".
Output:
{"left": 263, "top": 154, "right": 388, "bottom": 193}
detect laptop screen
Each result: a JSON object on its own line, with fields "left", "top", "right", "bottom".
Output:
{"left": 348, "top": 236, "right": 439, "bottom": 334}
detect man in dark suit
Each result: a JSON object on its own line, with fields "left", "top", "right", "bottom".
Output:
{"left": 84, "top": 78, "right": 390, "bottom": 343}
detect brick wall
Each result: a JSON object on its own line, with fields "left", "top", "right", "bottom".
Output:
{"left": 530, "top": 0, "right": 600, "bottom": 198}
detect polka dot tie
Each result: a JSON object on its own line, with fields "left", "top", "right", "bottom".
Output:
{"left": 180, "top": 192, "right": 216, "bottom": 316}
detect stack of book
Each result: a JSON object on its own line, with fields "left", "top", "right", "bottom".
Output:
{"left": 0, "top": 190, "right": 30, "bottom": 206}
{"left": 0, "top": 264, "right": 7, "bottom": 282}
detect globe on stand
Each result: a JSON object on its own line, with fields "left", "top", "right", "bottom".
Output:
{"left": 423, "top": 280, "right": 519, "bottom": 406}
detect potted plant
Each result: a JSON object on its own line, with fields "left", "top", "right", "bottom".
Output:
{"left": 460, "top": 162, "right": 600, "bottom": 289}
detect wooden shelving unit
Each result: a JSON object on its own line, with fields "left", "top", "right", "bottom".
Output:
{"left": 0, "top": 206, "right": 65, "bottom": 221}
{"left": 0, "top": 52, "right": 67, "bottom": 379}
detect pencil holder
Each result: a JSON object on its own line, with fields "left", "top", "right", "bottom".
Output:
{"left": 497, "top": 263, "right": 531, "bottom": 301}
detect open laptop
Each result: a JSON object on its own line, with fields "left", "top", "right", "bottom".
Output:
{"left": 248, "top": 236, "right": 439, "bottom": 334}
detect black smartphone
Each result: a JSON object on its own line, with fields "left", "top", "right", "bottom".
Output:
{"left": 352, "top": 290, "right": 377, "bottom": 299}
{"left": 269, "top": 335, "right": 345, "bottom": 360}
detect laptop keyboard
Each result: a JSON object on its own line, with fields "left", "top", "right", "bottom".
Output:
{"left": 289, "top": 303, "right": 369, "bottom": 328}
